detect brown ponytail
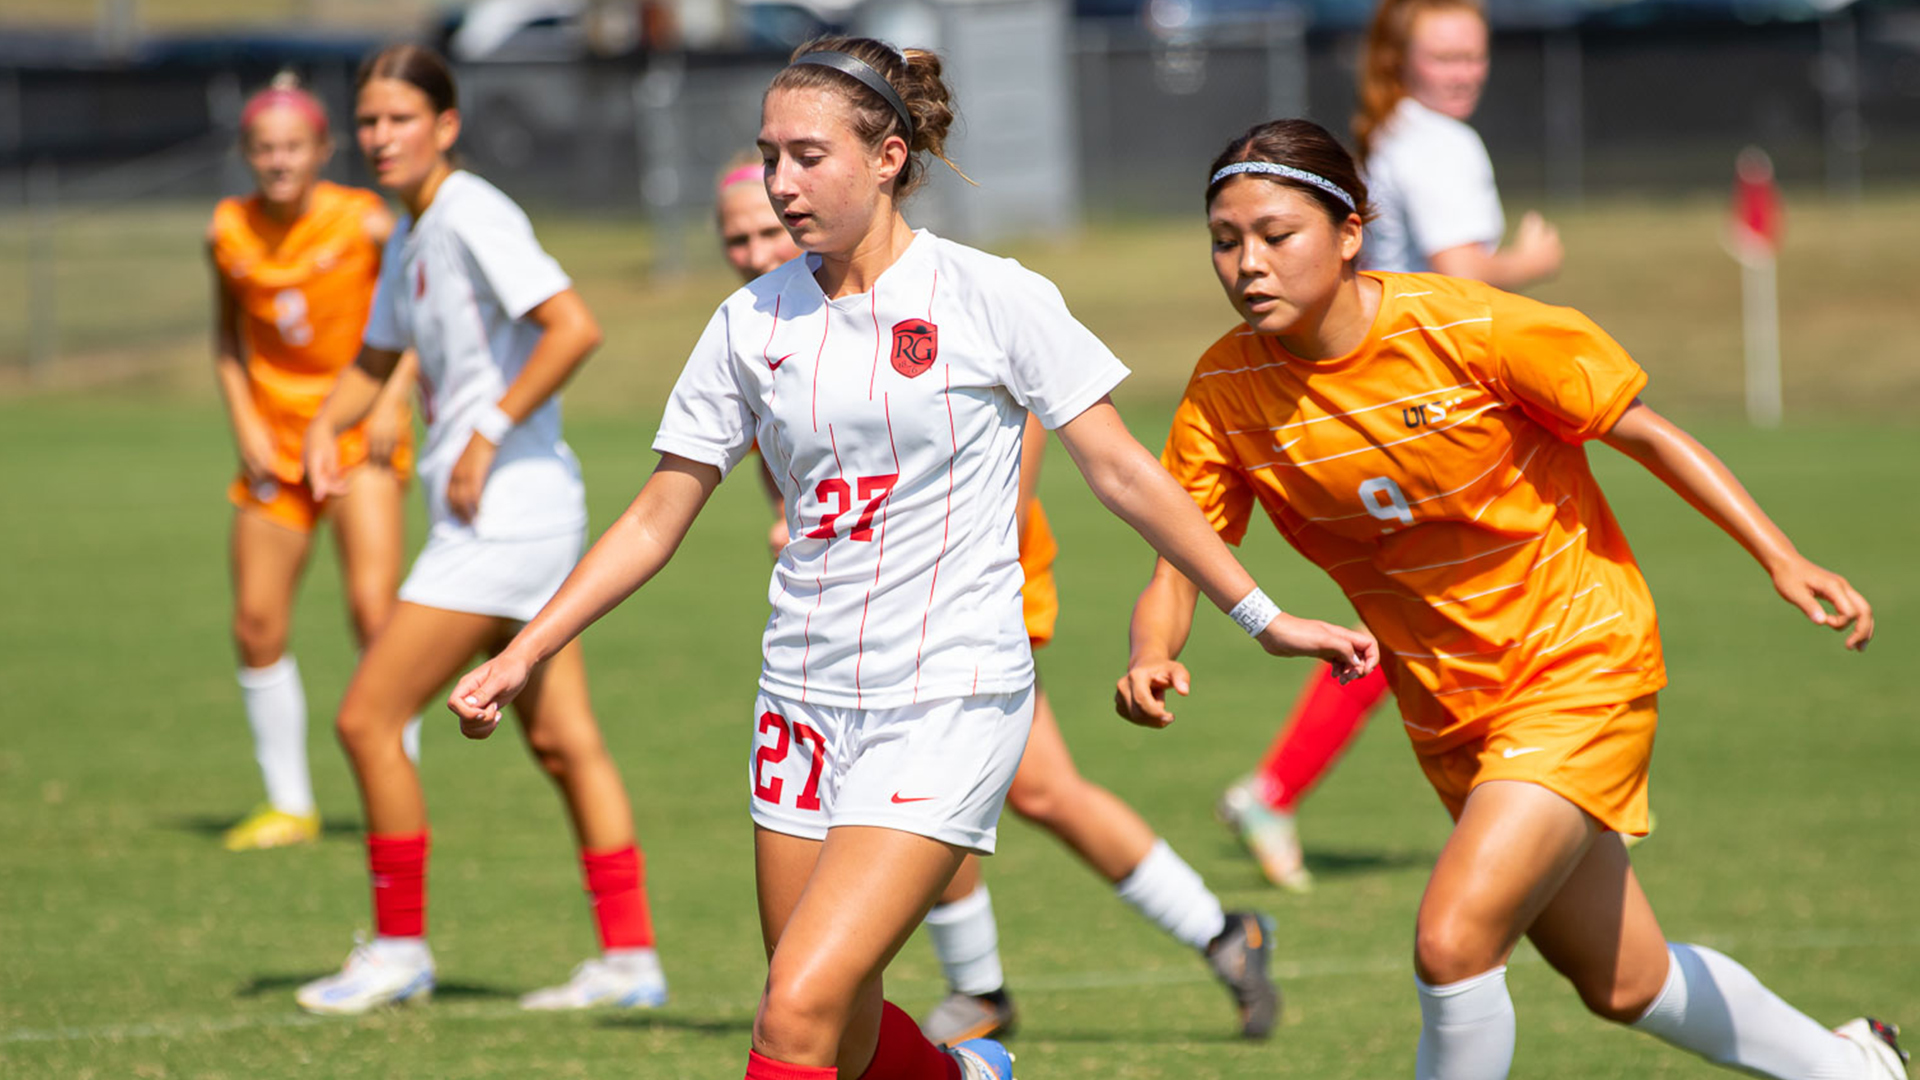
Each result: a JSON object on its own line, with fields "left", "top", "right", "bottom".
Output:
{"left": 1352, "top": 0, "right": 1483, "bottom": 162}
{"left": 767, "top": 36, "right": 967, "bottom": 197}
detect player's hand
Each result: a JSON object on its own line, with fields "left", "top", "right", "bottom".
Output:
{"left": 767, "top": 517, "right": 790, "bottom": 561}
{"left": 1254, "top": 615, "right": 1379, "bottom": 683}
{"left": 1115, "top": 658, "right": 1192, "bottom": 729}
{"left": 448, "top": 651, "right": 532, "bottom": 739}
{"left": 446, "top": 432, "right": 498, "bottom": 524}
{"left": 1512, "top": 211, "right": 1563, "bottom": 282}
{"left": 365, "top": 396, "right": 407, "bottom": 467}
{"left": 237, "top": 416, "right": 278, "bottom": 485}
{"left": 302, "top": 419, "right": 346, "bottom": 500}
{"left": 1771, "top": 555, "right": 1873, "bottom": 651}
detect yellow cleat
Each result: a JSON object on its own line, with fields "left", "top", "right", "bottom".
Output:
{"left": 222, "top": 804, "right": 320, "bottom": 851}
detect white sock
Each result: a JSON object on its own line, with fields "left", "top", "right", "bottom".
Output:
{"left": 402, "top": 715, "right": 422, "bottom": 764}
{"left": 1632, "top": 943, "right": 1869, "bottom": 1079}
{"left": 1416, "top": 966, "right": 1516, "bottom": 1080}
{"left": 1114, "top": 839, "right": 1228, "bottom": 951}
{"left": 604, "top": 947, "right": 662, "bottom": 977}
{"left": 237, "top": 656, "right": 314, "bottom": 817}
{"left": 923, "top": 885, "right": 1005, "bottom": 995}
{"left": 370, "top": 935, "right": 431, "bottom": 963}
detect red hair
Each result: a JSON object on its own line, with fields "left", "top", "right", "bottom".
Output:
{"left": 1352, "top": 0, "right": 1484, "bottom": 163}
{"left": 240, "top": 74, "right": 329, "bottom": 141}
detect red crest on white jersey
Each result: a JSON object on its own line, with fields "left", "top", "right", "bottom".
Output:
{"left": 890, "top": 318, "right": 937, "bottom": 378}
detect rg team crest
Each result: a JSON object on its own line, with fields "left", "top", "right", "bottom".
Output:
{"left": 890, "top": 318, "right": 938, "bottom": 378}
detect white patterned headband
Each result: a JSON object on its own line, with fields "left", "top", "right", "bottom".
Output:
{"left": 1208, "top": 161, "right": 1356, "bottom": 211}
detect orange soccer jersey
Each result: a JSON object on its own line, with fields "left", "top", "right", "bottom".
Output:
{"left": 1019, "top": 499, "right": 1061, "bottom": 647}
{"left": 1163, "top": 272, "right": 1667, "bottom": 754}
{"left": 210, "top": 181, "right": 408, "bottom": 490}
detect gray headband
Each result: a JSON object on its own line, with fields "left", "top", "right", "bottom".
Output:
{"left": 789, "top": 51, "right": 914, "bottom": 142}
{"left": 1209, "top": 161, "right": 1355, "bottom": 211}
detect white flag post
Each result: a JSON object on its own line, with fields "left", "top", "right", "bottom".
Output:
{"left": 1728, "top": 147, "right": 1784, "bottom": 428}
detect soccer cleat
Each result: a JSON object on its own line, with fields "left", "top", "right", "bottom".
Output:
{"left": 295, "top": 938, "right": 435, "bottom": 1015}
{"left": 1216, "top": 779, "right": 1313, "bottom": 893}
{"left": 1836, "top": 1017, "right": 1910, "bottom": 1079}
{"left": 222, "top": 804, "right": 320, "bottom": 851}
{"left": 921, "top": 989, "right": 1017, "bottom": 1044}
{"left": 518, "top": 955, "right": 669, "bottom": 1010}
{"left": 946, "top": 1036, "right": 1016, "bottom": 1080}
{"left": 1206, "top": 910, "right": 1282, "bottom": 1040}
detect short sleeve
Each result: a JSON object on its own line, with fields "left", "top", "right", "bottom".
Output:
{"left": 989, "top": 263, "right": 1130, "bottom": 430}
{"left": 1160, "top": 388, "right": 1256, "bottom": 546}
{"left": 1400, "top": 126, "right": 1506, "bottom": 259}
{"left": 1488, "top": 291, "right": 1648, "bottom": 443}
{"left": 362, "top": 230, "right": 408, "bottom": 352}
{"left": 452, "top": 196, "right": 570, "bottom": 320}
{"left": 652, "top": 307, "right": 757, "bottom": 477}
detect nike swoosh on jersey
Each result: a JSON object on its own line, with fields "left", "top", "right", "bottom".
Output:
{"left": 769, "top": 352, "right": 795, "bottom": 371}
{"left": 1501, "top": 747, "right": 1545, "bottom": 759}
{"left": 890, "top": 793, "right": 936, "bottom": 804}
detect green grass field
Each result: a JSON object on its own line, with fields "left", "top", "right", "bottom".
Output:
{"left": 1, "top": 203, "right": 1916, "bottom": 1078}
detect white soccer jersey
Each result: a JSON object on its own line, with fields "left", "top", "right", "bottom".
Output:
{"left": 365, "top": 170, "right": 586, "bottom": 541}
{"left": 1362, "top": 97, "right": 1506, "bottom": 273}
{"left": 655, "top": 231, "right": 1129, "bottom": 710}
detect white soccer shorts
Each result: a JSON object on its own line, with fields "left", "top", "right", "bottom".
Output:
{"left": 746, "top": 686, "right": 1035, "bottom": 854}
{"left": 398, "top": 525, "right": 584, "bottom": 623}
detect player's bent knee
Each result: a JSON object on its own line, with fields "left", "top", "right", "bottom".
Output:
{"left": 521, "top": 722, "right": 606, "bottom": 780}
{"left": 1414, "top": 919, "right": 1506, "bottom": 986}
{"left": 232, "top": 608, "right": 289, "bottom": 665}
{"left": 1006, "top": 773, "right": 1085, "bottom": 825}
{"left": 754, "top": 973, "right": 847, "bottom": 1059}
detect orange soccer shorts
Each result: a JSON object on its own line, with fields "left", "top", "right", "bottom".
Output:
{"left": 228, "top": 473, "right": 327, "bottom": 533}
{"left": 1415, "top": 694, "right": 1658, "bottom": 836}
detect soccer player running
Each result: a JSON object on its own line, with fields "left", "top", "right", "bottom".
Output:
{"left": 1219, "top": 0, "right": 1569, "bottom": 892}
{"left": 294, "top": 44, "right": 665, "bottom": 1015}
{"left": 453, "top": 38, "right": 1373, "bottom": 1080}
{"left": 1120, "top": 118, "right": 1905, "bottom": 1080}
{"left": 714, "top": 156, "right": 1282, "bottom": 1044}
{"left": 208, "top": 74, "right": 418, "bottom": 851}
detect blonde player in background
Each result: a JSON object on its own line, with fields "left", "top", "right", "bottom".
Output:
{"left": 294, "top": 44, "right": 666, "bottom": 1016}
{"left": 453, "top": 38, "right": 1373, "bottom": 1080}
{"left": 1219, "top": 0, "right": 1572, "bottom": 889}
{"left": 208, "top": 73, "right": 417, "bottom": 852}
{"left": 1121, "top": 117, "right": 1903, "bottom": 1080}
{"left": 715, "top": 156, "right": 1282, "bottom": 1044}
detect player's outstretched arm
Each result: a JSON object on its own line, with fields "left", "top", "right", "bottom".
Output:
{"left": 1603, "top": 400, "right": 1873, "bottom": 650}
{"left": 449, "top": 453, "right": 723, "bottom": 738}
{"left": 1055, "top": 398, "right": 1377, "bottom": 690}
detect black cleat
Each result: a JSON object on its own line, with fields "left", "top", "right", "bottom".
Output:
{"left": 1205, "top": 910, "right": 1281, "bottom": 1040}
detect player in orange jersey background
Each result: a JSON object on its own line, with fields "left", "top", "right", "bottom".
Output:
{"left": 208, "top": 73, "right": 417, "bottom": 851}
{"left": 1118, "top": 119, "right": 1903, "bottom": 1080}
{"left": 715, "top": 152, "right": 1281, "bottom": 1044}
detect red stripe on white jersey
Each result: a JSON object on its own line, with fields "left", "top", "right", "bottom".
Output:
{"left": 912, "top": 365, "right": 961, "bottom": 702}
{"left": 853, "top": 394, "right": 904, "bottom": 706}
{"left": 867, "top": 289, "right": 880, "bottom": 401}
{"left": 810, "top": 304, "right": 831, "bottom": 433}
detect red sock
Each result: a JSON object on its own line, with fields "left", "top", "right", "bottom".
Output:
{"left": 582, "top": 844, "right": 655, "bottom": 950}
{"left": 367, "top": 831, "right": 429, "bottom": 938}
{"left": 858, "top": 1001, "right": 961, "bottom": 1080}
{"left": 745, "top": 1049, "right": 837, "bottom": 1080}
{"left": 1255, "top": 665, "right": 1389, "bottom": 811}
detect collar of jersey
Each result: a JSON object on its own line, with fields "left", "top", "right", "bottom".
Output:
{"left": 801, "top": 228, "right": 933, "bottom": 304}
{"left": 1255, "top": 270, "right": 1392, "bottom": 372}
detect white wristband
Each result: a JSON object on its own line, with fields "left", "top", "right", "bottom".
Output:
{"left": 1228, "top": 587, "right": 1283, "bottom": 637}
{"left": 472, "top": 404, "right": 514, "bottom": 446}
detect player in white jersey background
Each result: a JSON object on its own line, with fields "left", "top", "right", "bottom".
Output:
{"left": 713, "top": 157, "right": 1282, "bottom": 1045}
{"left": 452, "top": 36, "right": 1376, "bottom": 1080}
{"left": 293, "top": 44, "right": 667, "bottom": 1017}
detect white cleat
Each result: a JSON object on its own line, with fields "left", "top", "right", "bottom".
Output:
{"left": 519, "top": 954, "right": 669, "bottom": 1011}
{"left": 295, "top": 938, "right": 435, "bottom": 1015}
{"left": 1837, "top": 1017, "right": 1910, "bottom": 1079}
